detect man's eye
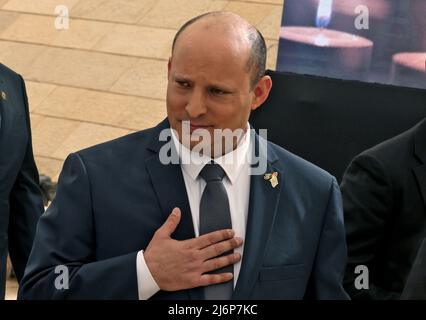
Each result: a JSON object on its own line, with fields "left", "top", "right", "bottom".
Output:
{"left": 177, "top": 81, "right": 190, "bottom": 88}
{"left": 211, "top": 88, "right": 227, "bottom": 95}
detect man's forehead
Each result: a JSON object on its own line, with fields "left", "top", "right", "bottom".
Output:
{"left": 171, "top": 45, "right": 249, "bottom": 82}
{"left": 172, "top": 69, "right": 235, "bottom": 82}
{"left": 173, "top": 26, "right": 251, "bottom": 68}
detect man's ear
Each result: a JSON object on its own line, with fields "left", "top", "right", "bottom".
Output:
{"left": 251, "top": 75, "right": 272, "bottom": 111}
{"left": 167, "top": 57, "right": 172, "bottom": 79}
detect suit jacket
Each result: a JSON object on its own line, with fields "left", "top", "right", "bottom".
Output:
{"left": 0, "top": 64, "right": 44, "bottom": 299}
{"left": 18, "top": 119, "right": 348, "bottom": 300}
{"left": 341, "top": 118, "right": 426, "bottom": 299}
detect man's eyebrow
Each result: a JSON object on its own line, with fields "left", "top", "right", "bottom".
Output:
{"left": 173, "top": 73, "right": 190, "bottom": 81}
{"left": 208, "top": 84, "right": 234, "bottom": 92}
{"left": 173, "top": 73, "right": 235, "bottom": 91}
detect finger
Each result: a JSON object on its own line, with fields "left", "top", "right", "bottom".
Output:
{"left": 198, "top": 273, "right": 234, "bottom": 287}
{"left": 201, "top": 237, "right": 243, "bottom": 260}
{"left": 202, "top": 252, "right": 241, "bottom": 274}
{"left": 156, "top": 207, "right": 181, "bottom": 237}
{"left": 187, "top": 229, "right": 235, "bottom": 249}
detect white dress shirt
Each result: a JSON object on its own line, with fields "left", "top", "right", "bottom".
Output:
{"left": 136, "top": 124, "right": 252, "bottom": 300}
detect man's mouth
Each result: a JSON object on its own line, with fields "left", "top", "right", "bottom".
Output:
{"left": 188, "top": 123, "right": 212, "bottom": 133}
{"left": 177, "top": 120, "right": 213, "bottom": 134}
{"left": 190, "top": 124, "right": 211, "bottom": 129}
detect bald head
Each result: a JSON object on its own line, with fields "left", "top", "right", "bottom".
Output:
{"left": 171, "top": 12, "right": 267, "bottom": 88}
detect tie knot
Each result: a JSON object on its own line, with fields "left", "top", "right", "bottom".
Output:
{"left": 199, "top": 163, "right": 226, "bottom": 182}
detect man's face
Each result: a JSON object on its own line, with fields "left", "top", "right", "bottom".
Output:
{"left": 166, "top": 24, "right": 261, "bottom": 154}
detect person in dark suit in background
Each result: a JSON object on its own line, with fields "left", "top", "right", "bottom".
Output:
{"left": 341, "top": 118, "right": 426, "bottom": 299}
{"left": 0, "top": 63, "right": 44, "bottom": 299}
{"left": 19, "top": 12, "right": 348, "bottom": 300}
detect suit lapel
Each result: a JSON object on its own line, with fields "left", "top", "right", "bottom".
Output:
{"left": 0, "top": 70, "right": 24, "bottom": 146}
{"left": 233, "top": 133, "right": 282, "bottom": 299}
{"left": 413, "top": 119, "right": 426, "bottom": 213}
{"left": 145, "top": 153, "right": 195, "bottom": 241}
{"left": 0, "top": 73, "right": 4, "bottom": 133}
{"left": 144, "top": 119, "right": 204, "bottom": 300}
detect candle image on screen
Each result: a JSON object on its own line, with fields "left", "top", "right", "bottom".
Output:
{"left": 314, "top": 0, "right": 333, "bottom": 47}
{"left": 277, "top": 0, "right": 426, "bottom": 90}
{"left": 391, "top": 53, "right": 426, "bottom": 88}
{"left": 278, "top": 0, "right": 373, "bottom": 80}
{"left": 316, "top": 0, "right": 333, "bottom": 28}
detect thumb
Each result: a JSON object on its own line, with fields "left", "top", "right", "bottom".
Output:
{"left": 157, "top": 207, "right": 181, "bottom": 238}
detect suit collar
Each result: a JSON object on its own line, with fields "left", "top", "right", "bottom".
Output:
{"left": 170, "top": 122, "right": 252, "bottom": 185}
{"left": 146, "top": 118, "right": 171, "bottom": 153}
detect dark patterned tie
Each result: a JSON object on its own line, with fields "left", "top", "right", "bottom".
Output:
{"left": 199, "top": 162, "right": 233, "bottom": 300}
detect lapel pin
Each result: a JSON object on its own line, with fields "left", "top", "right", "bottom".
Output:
{"left": 1, "top": 91, "right": 6, "bottom": 100}
{"left": 264, "top": 171, "right": 279, "bottom": 188}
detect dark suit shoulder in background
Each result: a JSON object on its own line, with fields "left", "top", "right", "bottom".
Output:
{"left": 341, "top": 118, "right": 426, "bottom": 300}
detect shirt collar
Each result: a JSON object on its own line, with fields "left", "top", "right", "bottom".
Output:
{"left": 171, "top": 123, "right": 252, "bottom": 185}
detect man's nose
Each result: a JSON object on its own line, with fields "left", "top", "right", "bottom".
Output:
{"left": 185, "top": 89, "right": 207, "bottom": 118}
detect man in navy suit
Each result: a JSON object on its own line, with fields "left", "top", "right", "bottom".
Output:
{"left": 19, "top": 12, "right": 349, "bottom": 300}
{"left": 0, "top": 64, "right": 44, "bottom": 299}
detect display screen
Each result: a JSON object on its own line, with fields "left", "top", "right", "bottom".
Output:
{"left": 277, "top": 0, "right": 426, "bottom": 89}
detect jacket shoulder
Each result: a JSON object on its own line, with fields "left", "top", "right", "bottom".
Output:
{"left": 0, "top": 63, "right": 22, "bottom": 83}
{"left": 355, "top": 124, "right": 417, "bottom": 169}
{"left": 76, "top": 125, "right": 158, "bottom": 163}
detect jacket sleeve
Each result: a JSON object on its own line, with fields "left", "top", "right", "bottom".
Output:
{"left": 340, "top": 154, "right": 400, "bottom": 300}
{"left": 307, "top": 177, "right": 350, "bottom": 299}
{"left": 8, "top": 75, "right": 44, "bottom": 282}
{"left": 18, "top": 152, "right": 139, "bottom": 299}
